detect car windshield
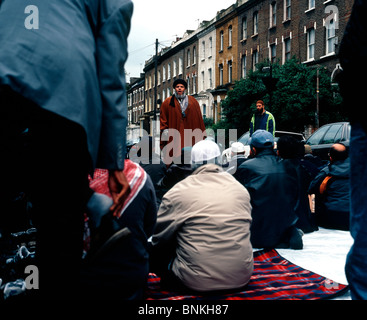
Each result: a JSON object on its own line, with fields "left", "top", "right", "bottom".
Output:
{"left": 321, "top": 124, "right": 343, "bottom": 144}
{"left": 307, "top": 125, "right": 329, "bottom": 145}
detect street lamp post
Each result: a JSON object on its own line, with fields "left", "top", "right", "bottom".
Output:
{"left": 316, "top": 68, "right": 320, "bottom": 129}
{"left": 262, "top": 64, "right": 278, "bottom": 110}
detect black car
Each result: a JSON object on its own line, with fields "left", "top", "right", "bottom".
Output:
{"left": 221, "top": 130, "right": 305, "bottom": 164}
{"left": 305, "top": 122, "right": 350, "bottom": 161}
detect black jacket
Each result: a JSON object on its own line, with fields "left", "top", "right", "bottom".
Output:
{"left": 236, "top": 149, "right": 299, "bottom": 248}
{"left": 308, "top": 158, "right": 350, "bottom": 230}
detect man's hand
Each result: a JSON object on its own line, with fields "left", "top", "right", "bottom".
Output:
{"left": 108, "top": 170, "right": 131, "bottom": 217}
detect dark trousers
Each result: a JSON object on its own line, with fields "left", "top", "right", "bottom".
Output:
{"left": 0, "top": 86, "right": 91, "bottom": 299}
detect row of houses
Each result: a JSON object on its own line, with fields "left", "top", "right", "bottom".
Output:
{"left": 127, "top": 0, "right": 354, "bottom": 138}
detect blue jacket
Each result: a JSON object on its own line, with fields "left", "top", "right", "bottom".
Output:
{"left": 0, "top": 0, "right": 133, "bottom": 170}
{"left": 250, "top": 111, "right": 275, "bottom": 136}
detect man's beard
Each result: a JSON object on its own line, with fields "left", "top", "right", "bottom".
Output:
{"left": 175, "top": 92, "right": 186, "bottom": 100}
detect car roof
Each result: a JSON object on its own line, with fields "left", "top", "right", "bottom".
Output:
{"left": 275, "top": 131, "right": 305, "bottom": 140}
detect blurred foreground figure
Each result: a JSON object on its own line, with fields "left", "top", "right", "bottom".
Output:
{"left": 0, "top": 0, "right": 133, "bottom": 299}
{"left": 338, "top": 0, "right": 367, "bottom": 300}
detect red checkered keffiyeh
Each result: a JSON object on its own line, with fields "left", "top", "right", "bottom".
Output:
{"left": 88, "top": 159, "right": 147, "bottom": 219}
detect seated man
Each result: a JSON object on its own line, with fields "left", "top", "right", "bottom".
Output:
{"left": 81, "top": 160, "right": 157, "bottom": 300}
{"left": 277, "top": 136, "right": 318, "bottom": 233}
{"left": 225, "top": 142, "right": 248, "bottom": 177}
{"left": 236, "top": 130, "right": 302, "bottom": 249}
{"left": 150, "top": 139, "right": 253, "bottom": 293}
{"left": 308, "top": 143, "right": 350, "bottom": 231}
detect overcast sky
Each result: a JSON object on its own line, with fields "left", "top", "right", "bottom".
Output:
{"left": 125, "top": 0, "right": 236, "bottom": 81}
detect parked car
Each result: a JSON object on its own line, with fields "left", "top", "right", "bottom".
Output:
{"left": 305, "top": 122, "right": 350, "bottom": 161}
{"left": 221, "top": 130, "right": 305, "bottom": 165}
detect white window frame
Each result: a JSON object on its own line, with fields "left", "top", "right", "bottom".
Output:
{"left": 307, "top": 28, "right": 315, "bottom": 61}
{"left": 209, "top": 37, "right": 213, "bottom": 57}
{"left": 283, "top": 36, "right": 292, "bottom": 64}
{"left": 228, "top": 26, "right": 233, "bottom": 47}
{"left": 228, "top": 60, "right": 233, "bottom": 83}
{"left": 270, "top": 2, "right": 277, "bottom": 27}
{"left": 241, "top": 55, "right": 247, "bottom": 78}
{"left": 220, "top": 31, "right": 224, "bottom": 51}
{"left": 284, "top": 0, "right": 291, "bottom": 21}
{"left": 253, "top": 11, "right": 258, "bottom": 35}
{"left": 242, "top": 17, "right": 248, "bottom": 40}
{"left": 219, "top": 64, "right": 224, "bottom": 85}
{"left": 326, "top": 18, "right": 336, "bottom": 54}
{"left": 308, "top": 0, "right": 315, "bottom": 11}
{"left": 208, "top": 68, "right": 213, "bottom": 88}
{"left": 252, "top": 50, "right": 258, "bottom": 71}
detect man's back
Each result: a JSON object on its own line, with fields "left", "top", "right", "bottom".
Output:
{"left": 152, "top": 164, "right": 253, "bottom": 292}
{"left": 308, "top": 158, "right": 350, "bottom": 230}
{"left": 236, "top": 149, "right": 299, "bottom": 248}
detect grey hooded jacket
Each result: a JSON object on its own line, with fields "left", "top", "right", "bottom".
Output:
{"left": 0, "top": 0, "right": 133, "bottom": 170}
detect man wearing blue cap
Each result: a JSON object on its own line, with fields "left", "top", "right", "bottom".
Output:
{"left": 236, "top": 130, "right": 303, "bottom": 250}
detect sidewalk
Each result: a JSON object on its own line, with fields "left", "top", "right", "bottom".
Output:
{"left": 277, "top": 227, "right": 353, "bottom": 300}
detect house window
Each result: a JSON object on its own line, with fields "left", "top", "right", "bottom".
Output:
{"left": 284, "top": 0, "right": 291, "bottom": 21}
{"left": 193, "top": 46, "right": 197, "bottom": 65}
{"left": 209, "top": 37, "right": 213, "bottom": 57}
{"left": 326, "top": 19, "right": 336, "bottom": 54}
{"left": 270, "top": 43, "right": 277, "bottom": 63}
{"left": 173, "top": 60, "right": 177, "bottom": 77}
{"left": 241, "top": 55, "right": 247, "bottom": 78}
{"left": 187, "top": 50, "right": 191, "bottom": 67}
{"left": 228, "top": 25, "right": 233, "bottom": 47}
{"left": 228, "top": 60, "right": 233, "bottom": 83}
{"left": 158, "top": 70, "right": 161, "bottom": 84}
{"left": 201, "top": 71, "right": 205, "bottom": 91}
{"left": 242, "top": 17, "right": 248, "bottom": 40}
{"left": 167, "top": 63, "right": 171, "bottom": 80}
{"left": 202, "top": 104, "right": 207, "bottom": 118}
{"left": 253, "top": 11, "right": 258, "bottom": 35}
{"left": 252, "top": 50, "right": 258, "bottom": 71}
{"left": 220, "top": 31, "right": 224, "bottom": 51}
{"left": 308, "top": 0, "right": 315, "bottom": 10}
{"left": 201, "top": 41, "right": 206, "bottom": 60}
{"left": 307, "top": 27, "right": 315, "bottom": 60}
{"left": 179, "top": 57, "right": 183, "bottom": 75}
{"left": 162, "top": 65, "right": 166, "bottom": 82}
{"left": 270, "top": 2, "right": 277, "bottom": 27}
{"left": 284, "top": 37, "right": 291, "bottom": 63}
{"left": 187, "top": 77, "right": 191, "bottom": 94}
{"left": 208, "top": 68, "right": 213, "bottom": 88}
{"left": 193, "top": 74, "right": 197, "bottom": 94}
{"left": 219, "top": 64, "right": 224, "bottom": 85}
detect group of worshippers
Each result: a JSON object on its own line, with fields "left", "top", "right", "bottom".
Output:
{"left": 84, "top": 77, "right": 350, "bottom": 298}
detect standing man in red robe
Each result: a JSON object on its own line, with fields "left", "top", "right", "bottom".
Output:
{"left": 160, "top": 79, "right": 206, "bottom": 166}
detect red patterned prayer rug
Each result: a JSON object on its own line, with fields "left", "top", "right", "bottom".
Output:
{"left": 146, "top": 249, "right": 349, "bottom": 300}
